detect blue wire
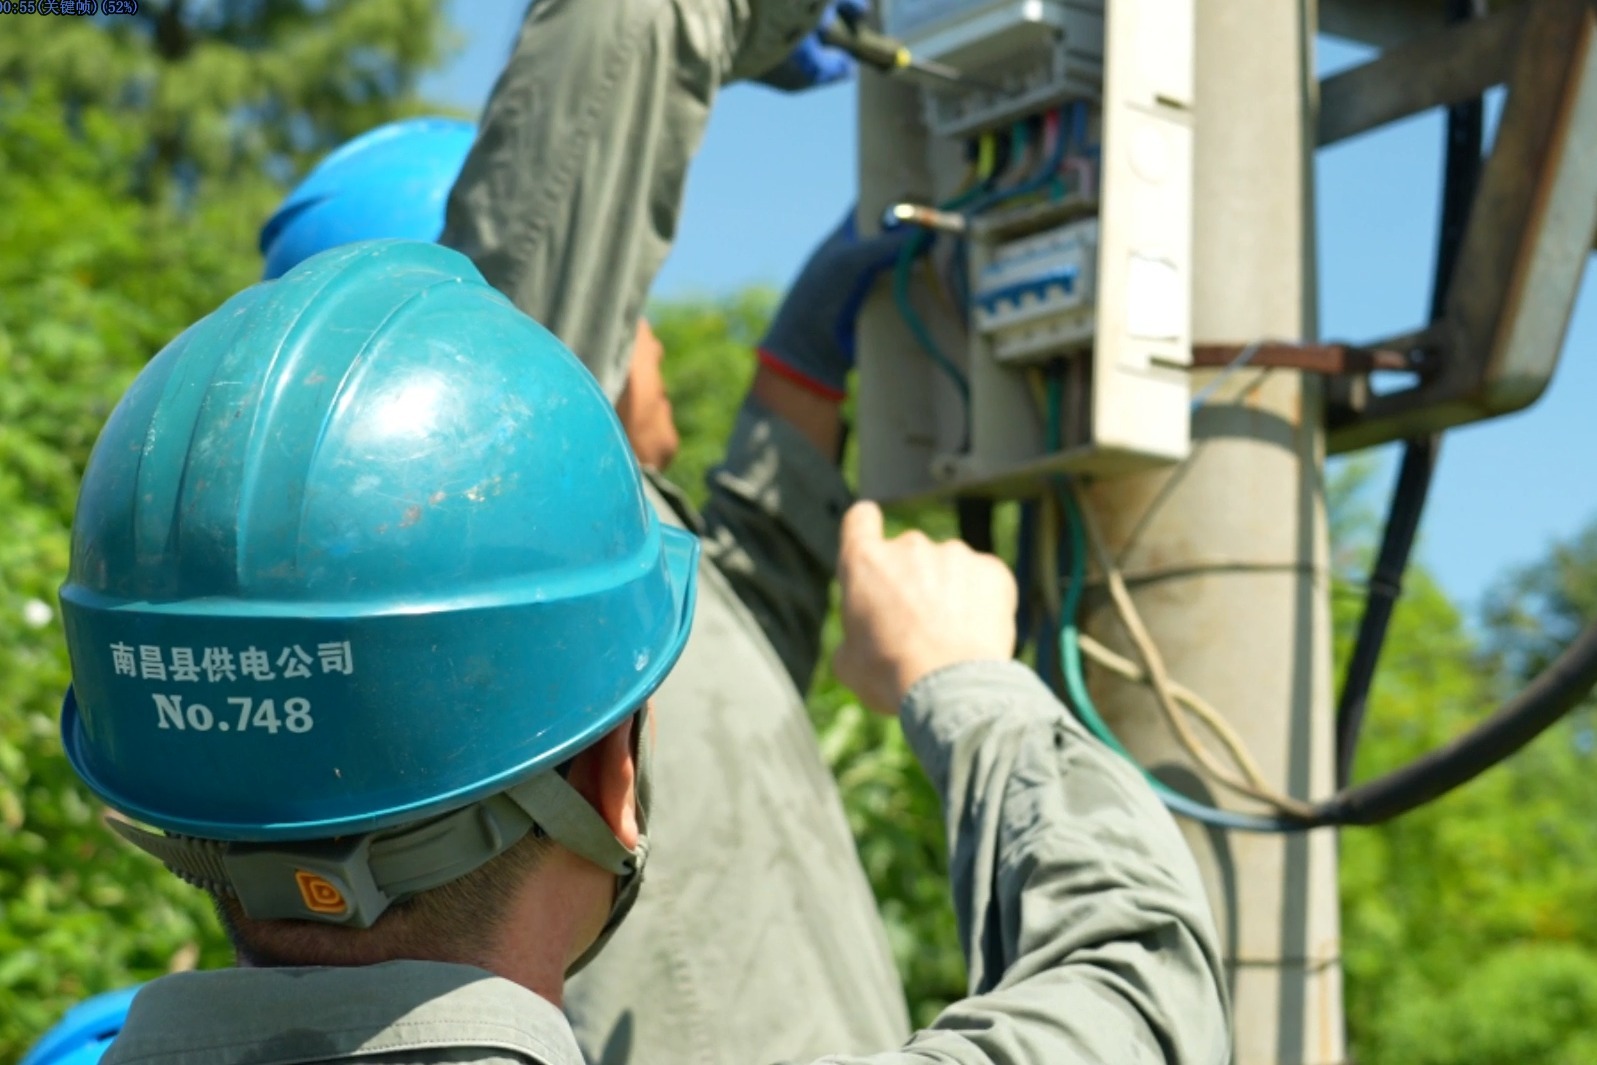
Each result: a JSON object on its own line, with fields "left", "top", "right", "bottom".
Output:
{"left": 1070, "top": 100, "right": 1095, "bottom": 159}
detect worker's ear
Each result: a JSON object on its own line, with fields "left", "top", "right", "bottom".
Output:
{"left": 564, "top": 715, "right": 640, "bottom": 849}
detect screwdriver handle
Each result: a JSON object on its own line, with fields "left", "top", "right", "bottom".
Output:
{"left": 818, "top": 19, "right": 911, "bottom": 74}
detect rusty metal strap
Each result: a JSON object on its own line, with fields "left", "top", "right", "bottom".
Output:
{"left": 1192, "top": 343, "right": 1414, "bottom": 376}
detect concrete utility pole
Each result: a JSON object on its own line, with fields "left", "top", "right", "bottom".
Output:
{"left": 1082, "top": 1, "right": 1346, "bottom": 1062}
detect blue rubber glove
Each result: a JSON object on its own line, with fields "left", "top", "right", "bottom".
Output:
{"left": 756, "top": 0, "right": 869, "bottom": 93}
{"left": 758, "top": 207, "right": 917, "bottom": 400}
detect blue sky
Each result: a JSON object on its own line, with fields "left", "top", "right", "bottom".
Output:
{"left": 421, "top": 2, "right": 1597, "bottom": 614}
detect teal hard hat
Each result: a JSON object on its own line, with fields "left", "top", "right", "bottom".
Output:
{"left": 59, "top": 239, "right": 698, "bottom": 844}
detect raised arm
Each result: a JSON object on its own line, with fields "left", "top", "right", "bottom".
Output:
{"left": 688, "top": 215, "right": 913, "bottom": 691}
{"left": 808, "top": 504, "right": 1231, "bottom": 1065}
{"left": 439, "top": 0, "right": 857, "bottom": 399}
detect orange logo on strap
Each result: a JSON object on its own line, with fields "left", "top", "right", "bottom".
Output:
{"left": 295, "top": 871, "right": 348, "bottom": 915}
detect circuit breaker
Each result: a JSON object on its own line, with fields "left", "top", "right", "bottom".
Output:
{"left": 973, "top": 217, "right": 1098, "bottom": 362}
{"left": 855, "top": 0, "right": 1194, "bottom": 502}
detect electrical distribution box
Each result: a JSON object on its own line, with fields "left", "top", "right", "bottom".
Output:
{"left": 856, "top": 0, "right": 1195, "bottom": 502}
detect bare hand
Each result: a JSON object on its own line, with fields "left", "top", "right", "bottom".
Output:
{"left": 832, "top": 502, "right": 1018, "bottom": 714}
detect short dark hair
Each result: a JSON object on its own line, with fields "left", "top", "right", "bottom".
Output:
{"left": 214, "top": 831, "right": 553, "bottom": 969}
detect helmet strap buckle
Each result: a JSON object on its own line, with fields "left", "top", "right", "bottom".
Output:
{"left": 224, "top": 835, "right": 391, "bottom": 928}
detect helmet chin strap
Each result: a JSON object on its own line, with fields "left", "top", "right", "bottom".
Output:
{"left": 109, "top": 711, "right": 652, "bottom": 946}
{"left": 566, "top": 708, "right": 653, "bottom": 976}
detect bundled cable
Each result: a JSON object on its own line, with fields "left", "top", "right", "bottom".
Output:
{"left": 1034, "top": 370, "right": 1296, "bottom": 829}
{"left": 969, "top": 103, "right": 1077, "bottom": 214}
{"left": 1052, "top": 475, "right": 1597, "bottom": 832}
{"left": 1068, "top": 490, "right": 1319, "bottom": 818}
{"left": 1039, "top": 354, "right": 1597, "bottom": 831}
{"left": 889, "top": 135, "right": 1005, "bottom": 403}
{"left": 1050, "top": 479, "right": 1307, "bottom": 833}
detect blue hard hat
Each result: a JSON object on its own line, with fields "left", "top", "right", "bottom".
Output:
{"left": 20, "top": 986, "right": 141, "bottom": 1065}
{"left": 259, "top": 117, "right": 476, "bottom": 281}
{"left": 59, "top": 239, "right": 698, "bottom": 842}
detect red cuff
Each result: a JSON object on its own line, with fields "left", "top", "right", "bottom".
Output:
{"left": 756, "top": 348, "right": 848, "bottom": 403}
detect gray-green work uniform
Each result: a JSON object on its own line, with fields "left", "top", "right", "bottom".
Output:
{"left": 429, "top": 3, "right": 1226, "bottom": 1065}
{"left": 439, "top": 0, "right": 916, "bottom": 1061}
{"left": 102, "top": 661, "right": 1231, "bottom": 1065}
{"left": 582, "top": 402, "right": 914, "bottom": 1065}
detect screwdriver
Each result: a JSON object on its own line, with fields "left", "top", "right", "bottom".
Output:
{"left": 817, "top": 16, "right": 999, "bottom": 93}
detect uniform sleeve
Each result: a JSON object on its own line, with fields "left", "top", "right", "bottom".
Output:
{"left": 685, "top": 396, "right": 851, "bottom": 693}
{"left": 799, "top": 661, "right": 1231, "bottom": 1065}
{"left": 439, "top": 0, "right": 828, "bottom": 399}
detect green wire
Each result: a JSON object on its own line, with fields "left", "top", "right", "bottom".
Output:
{"left": 890, "top": 148, "right": 1006, "bottom": 403}
{"left": 1053, "top": 479, "right": 1138, "bottom": 762}
{"left": 1048, "top": 370, "right": 1134, "bottom": 757}
{"left": 1046, "top": 387, "right": 1302, "bottom": 833}
{"left": 893, "top": 234, "right": 969, "bottom": 401}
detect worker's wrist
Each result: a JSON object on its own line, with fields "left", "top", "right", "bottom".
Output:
{"left": 755, "top": 348, "right": 848, "bottom": 402}
{"left": 749, "top": 361, "right": 845, "bottom": 459}
{"left": 898, "top": 660, "right": 1059, "bottom": 778}
{"left": 898, "top": 658, "right": 1029, "bottom": 713}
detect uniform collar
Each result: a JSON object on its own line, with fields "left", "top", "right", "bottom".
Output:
{"left": 105, "top": 961, "right": 585, "bottom": 1065}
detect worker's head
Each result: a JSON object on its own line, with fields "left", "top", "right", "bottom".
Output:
{"left": 258, "top": 117, "right": 477, "bottom": 282}
{"left": 19, "top": 985, "right": 141, "bottom": 1065}
{"left": 57, "top": 241, "right": 697, "bottom": 975}
{"left": 261, "top": 117, "right": 679, "bottom": 470}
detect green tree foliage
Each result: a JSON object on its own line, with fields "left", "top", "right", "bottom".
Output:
{"left": 0, "top": 5, "right": 448, "bottom": 1059}
{"left": 0, "top": 0, "right": 454, "bottom": 192}
{"left": 1484, "top": 519, "right": 1597, "bottom": 728}
{"left": 4, "top": 9, "right": 1595, "bottom": 1057}
{"left": 1378, "top": 944, "right": 1597, "bottom": 1065}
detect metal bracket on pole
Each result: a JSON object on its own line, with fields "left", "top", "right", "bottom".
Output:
{"left": 1192, "top": 342, "right": 1417, "bottom": 377}
{"left": 1317, "top": 0, "right": 1597, "bottom": 453}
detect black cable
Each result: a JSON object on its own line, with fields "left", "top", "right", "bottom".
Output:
{"left": 1317, "top": 615, "right": 1597, "bottom": 825}
{"left": 956, "top": 497, "right": 995, "bottom": 554}
{"left": 1334, "top": 0, "right": 1486, "bottom": 787}
{"left": 1081, "top": 611, "right": 1597, "bottom": 833}
{"left": 1013, "top": 500, "right": 1039, "bottom": 656}
{"left": 1279, "top": 0, "right": 1597, "bottom": 826}
{"left": 1019, "top": 0, "right": 1597, "bottom": 831}
{"left": 1334, "top": 436, "right": 1442, "bottom": 785}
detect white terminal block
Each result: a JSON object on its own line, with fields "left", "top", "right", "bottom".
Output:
{"left": 885, "top": 0, "right": 1099, "bottom": 69}
{"left": 973, "top": 218, "right": 1099, "bottom": 363}
{"left": 883, "top": 0, "right": 1105, "bottom": 137}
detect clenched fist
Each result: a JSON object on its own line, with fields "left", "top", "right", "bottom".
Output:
{"left": 833, "top": 502, "right": 1019, "bottom": 714}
